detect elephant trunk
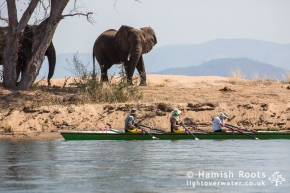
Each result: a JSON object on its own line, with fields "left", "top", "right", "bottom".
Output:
{"left": 126, "top": 43, "right": 142, "bottom": 84}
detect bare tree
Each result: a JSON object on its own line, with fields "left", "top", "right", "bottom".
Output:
{"left": 1, "top": 0, "right": 93, "bottom": 90}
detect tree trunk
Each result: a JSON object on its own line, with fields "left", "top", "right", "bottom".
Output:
{"left": 17, "top": 20, "right": 57, "bottom": 89}
{"left": 2, "top": 28, "right": 19, "bottom": 89}
{"left": 18, "top": 0, "right": 69, "bottom": 90}
{"left": 3, "top": 0, "right": 69, "bottom": 90}
{"left": 2, "top": 0, "right": 19, "bottom": 89}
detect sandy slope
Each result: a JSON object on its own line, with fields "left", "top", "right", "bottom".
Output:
{"left": 1, "top": 74, "right": 290, "bottom": 139}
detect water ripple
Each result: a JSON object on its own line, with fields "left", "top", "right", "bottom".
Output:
{"left": 0, "top": 139, "right": 289, "bottom": 193}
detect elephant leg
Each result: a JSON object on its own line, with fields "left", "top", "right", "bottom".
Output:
{"left": 17, "top": 53, "right": 26, "bottom": 82}
{"left": 136, "top": 55, "right": 146, "bottom": 86}
{"left": 124, "top": 61, "right": 134, "bottom": 85}
{"left": 124, "top": 52, "right": 144, "bottom": 85}
{"left": 45, "top": 42, "right": 56, "bottom": 86}
{"left": 16, "top": 63, "right": 22, "bottom": 82}
{"left": 100, "top": 63, "right": 109, "bottom": 82}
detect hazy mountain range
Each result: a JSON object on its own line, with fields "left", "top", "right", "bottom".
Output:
{"left": 38, "top": 38, "right": 290, "bottom": 79}
{"left": 145, "top": 38, "right": 290, "bottom": 72}
{"left": 154, "top": 58, "right": 287, "bottom": 80}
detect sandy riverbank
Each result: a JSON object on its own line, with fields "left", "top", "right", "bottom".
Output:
{"left": 1, "top": 74, "right": 290, "bottom": 139}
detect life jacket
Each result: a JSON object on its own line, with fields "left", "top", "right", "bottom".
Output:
{"left": 170, "top": 116, "right": 179, "bottom": 132}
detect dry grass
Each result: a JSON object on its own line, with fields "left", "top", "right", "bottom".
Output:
{"left": 2, "top": 125, "right": 13, "bottom": 134}
{"left": 229, "top": 69, "right": 245, "bottom": 84}
{"left": 250, "top": 73, "right": 278, "bottom": 86}
{"left": 282, "top": 71, "right": 290, "bottom": 84}
{"left": 164, "top": 79, "right": 171, "bottom": 83}
{"left": 32, "top": 78, "right": 47, "bottom": 90}
{"left": 155, "top": 83, "right": 166, "bottom": 87}
{"left": 154, "top": 78, "right": 171, "bottom": 87}
{"left": 266, "top": 126, "right": 280, "bottom": 131}
{"left": 200, "top": 80, "right": 211, "bottom": 86}
{"left": 68, "top": 53, "right": 143, "bottom": 103}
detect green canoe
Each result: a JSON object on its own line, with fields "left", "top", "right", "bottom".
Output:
{"left": 60, "top": 130, "right": 290, "bottom": 140}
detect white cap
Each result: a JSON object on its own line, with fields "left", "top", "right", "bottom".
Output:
{"left": 220, "top": 112, "right": 229, "bottom": 118}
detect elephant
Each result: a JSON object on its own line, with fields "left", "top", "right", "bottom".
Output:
{"left": 0, "top": 25, "right": 56, "bottom": 86}
{"left": 92, "top": 25, "right": 157, "bottom": 86}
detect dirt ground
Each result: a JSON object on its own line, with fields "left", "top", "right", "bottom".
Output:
{"left": 1, "top": 74, "right": 290, "bottom": 139}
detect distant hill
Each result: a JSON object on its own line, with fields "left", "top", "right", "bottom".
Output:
{"left": 37, "top": 38, "right": 290, "bottom": 79}
{"left": 153, "top": 58, "right": 287, "bottom": 80}
{"left": 144, "top": 38, "right": 290, "bottom": 72}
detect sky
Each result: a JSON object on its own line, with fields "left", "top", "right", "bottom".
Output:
{"left": 2, "top": 0, "right": 290, "bottom": 54}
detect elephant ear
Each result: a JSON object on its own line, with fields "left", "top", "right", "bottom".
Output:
{"left": 140, "top": 26, "right": 157, "bottom": 54}
{"left": 115, "top": 25, "right": 134, "bottom": 52}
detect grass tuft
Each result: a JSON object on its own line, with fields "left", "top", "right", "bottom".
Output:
{"left": 266, "top": 126, "right": 280, "bottom": 131}
{"left": 229, "top": 69, "right": 245, "bottom": 84}
{"left": 3, "top": 125, "right": 13, "bottom": 134}
{"left": 282, "top": 71, "right": 290, "bottom": 84}
{"left": 250, "top": 73, "right": 278, "bottom": 86}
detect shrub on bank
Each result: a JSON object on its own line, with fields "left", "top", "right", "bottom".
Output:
{"left": 67, "top": 53, "right": 143, "bottom": 103}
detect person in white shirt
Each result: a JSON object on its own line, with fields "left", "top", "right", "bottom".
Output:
{"left": 212, "top": 112, "right": 229, "bottom": 132}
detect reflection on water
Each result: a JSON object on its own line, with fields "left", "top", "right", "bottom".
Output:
{"left": 0, "top": 139, "right": 289, "bottom": 193}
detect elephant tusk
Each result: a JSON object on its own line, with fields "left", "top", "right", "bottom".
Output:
{"left": 127, "top": 53, "right": 131, "bottom": 61}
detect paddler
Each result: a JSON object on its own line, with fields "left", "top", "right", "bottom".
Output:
{"left": 124, "top": 108, "right": 142, "bottom": 133}
{"left": 212, "top": 112, "right": 229, "bottom": 132}
{"left": 170, "top": 108, "right": 187, "bottom": 133}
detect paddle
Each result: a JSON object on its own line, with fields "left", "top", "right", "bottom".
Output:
{"left": 225, "top": 123, "right": 253, "bottom": 132}
{"left": 141, "top": 128, "right": 159, "bottom": 139}
{"left": 184, "top": 124, "right": 208, "bottom": 133}
{"left": 109, "top": 129, "right": 124, "bottom": 133}
{"left": 103, "top": 125, "right": 124, "bottom": 133}
{"left": 135, "top": 125, "right": 159, "bottom": 139}
{"left": 224, "top": 125, "right": 259, "bottom": 140}
{"left": 181, "top": 124, "right": 199, "bottom": 140}
{"left": 137, "top": 124, "right": 165, "bottom": 133}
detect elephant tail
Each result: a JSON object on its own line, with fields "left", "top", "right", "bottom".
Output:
{"left": 46, "top": 42, "right": 56, "bottom": 87}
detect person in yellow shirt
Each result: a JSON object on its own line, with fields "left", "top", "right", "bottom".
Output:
{"left": 170, "top": 108, "right": 186, "bottom": 133}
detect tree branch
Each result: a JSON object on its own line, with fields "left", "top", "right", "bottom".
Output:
{"left": 6, "top": 0, "right": 18, "bottom": 28}
{"left": 0, "top": 17, "right": 8, "bottom": 23}
{"left": 62, "top": 12, "right": 94, "bottom": 24}
{"left": 17, "top": 0, "right": 39, "bottom": 32}
{"left": 113, "top": 0, "right": 120, "bottom": 15}
{"left": 113, "top": 0, "right": 141, "bottom": 14}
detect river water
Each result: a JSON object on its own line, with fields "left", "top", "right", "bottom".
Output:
{"left": 0, "top": 139, "right": 289, "bottom": 193}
